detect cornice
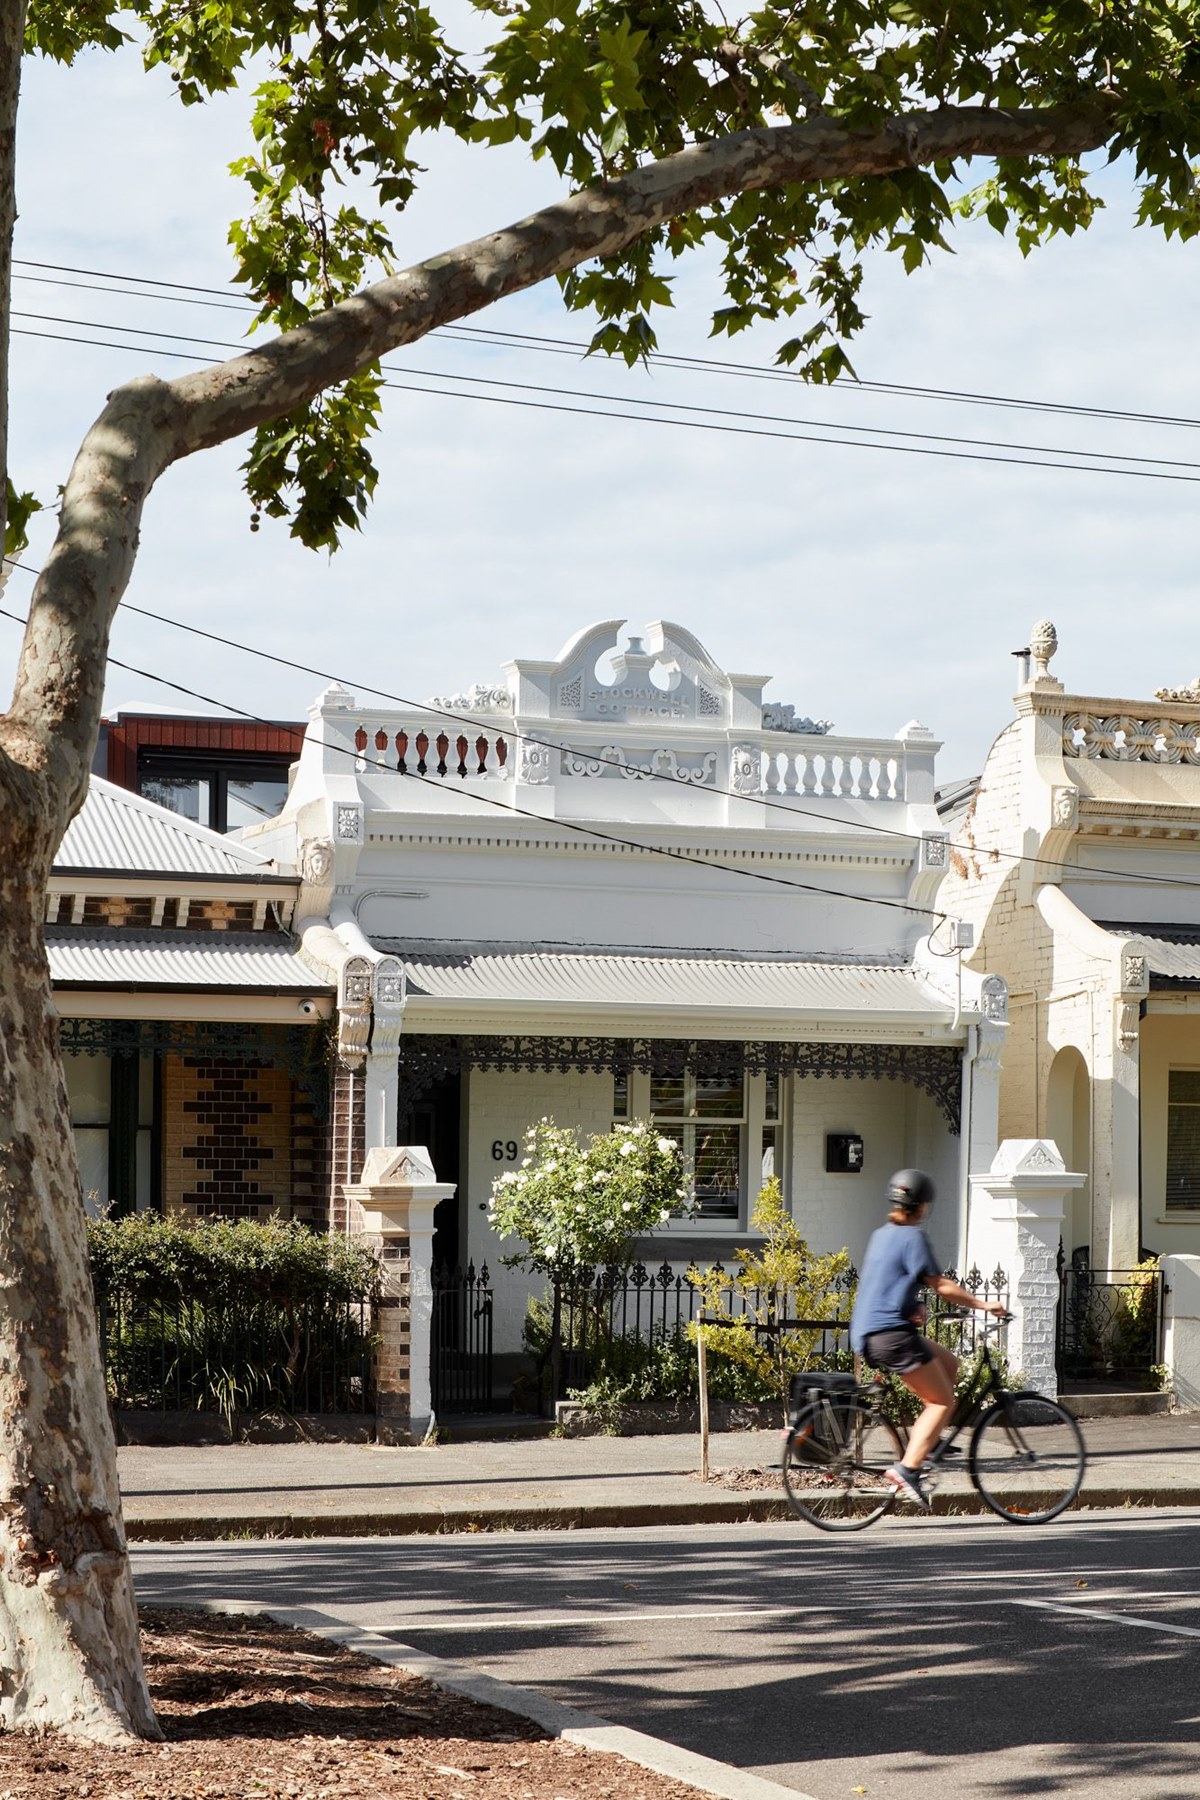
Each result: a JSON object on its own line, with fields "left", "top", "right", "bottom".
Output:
{"left": 363, "top": 826, "right": 910, "bottom": 869}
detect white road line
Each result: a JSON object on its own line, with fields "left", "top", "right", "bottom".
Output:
{"left": 1013, "top": 1599, "right": 1200, "bottom": 1640}
{"left": 374, "top": 1591, "right": 1200, "bottom": 1633}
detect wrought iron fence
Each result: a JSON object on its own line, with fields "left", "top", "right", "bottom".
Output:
{"left": 924, "top": 1265, "right": 1010, "bottom": 1357}
{"left": 431, "top": 1263, "right": 495, "bottom": 1414}
{"left": 95, "top": 1285, "right": 375, "bottom": 1416}
{"left": 542, "top": 1259, "right": 1008, "bottom": 1404}
{"left": 1057, "top": 1259, "right": 1162, "bottom": 1385}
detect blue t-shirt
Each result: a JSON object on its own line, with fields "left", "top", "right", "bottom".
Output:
{"left": 850, "top": 1222, "right": 939, "bottom": 1353}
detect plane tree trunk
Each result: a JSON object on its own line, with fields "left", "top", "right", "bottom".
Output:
{"left": 0, "top": 792, "right": 158, "bottom": 1739}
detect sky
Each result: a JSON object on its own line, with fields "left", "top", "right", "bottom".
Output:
{"left": 7, "top": 34, "right": 1200, "bottom": 782}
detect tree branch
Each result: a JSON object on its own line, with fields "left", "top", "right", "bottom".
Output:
{"left": 7, "top": 93, "right": 1119, "bottom": 812}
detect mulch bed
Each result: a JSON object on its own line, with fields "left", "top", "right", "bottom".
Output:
{"left": 0, "top": 1608, "right": 713, "bottom": 1800}
{"left": 691, "top": 1465, "right": 784, "bottom": 1491}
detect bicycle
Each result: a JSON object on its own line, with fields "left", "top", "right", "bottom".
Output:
{"left": 780, "top": 1317, "right": 1086, "bottom": 1532}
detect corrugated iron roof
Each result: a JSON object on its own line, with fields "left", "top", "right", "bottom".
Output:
{"left": 54, "top": 779, "right": 287, "bottom": 881}
{"left": 376, "top": 940, "right": 949, "bottom": 1018}
{"left": 1101, "top": 922, "right": 1200, "bottom": 986}
{"left": 46, "top": 928, "right": 329, "bottom": 991}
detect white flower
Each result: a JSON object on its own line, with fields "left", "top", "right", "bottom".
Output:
{"left": 545, "top": 1160, "right": 558, "bottom": 1173}
{"left": 659, "top": 1209, "right": 671, "bottom": 1223}
{"left": 573, "top": 1179, "right": 585, "bottom": 1192}
{"left": 656, "top": 1137, "right": 675, "bottom": 1155}
{"left": 499, "top": 1171, "right": 520, "bottom": 1187}
{"left": 593, "top": 1170, "right": 610, "bottom": 1184}
{"left": 521, "top": 1157, "right": 531, "bottom": 1168}
{"left": 675, "top": 1186, "right": 687, "bottom": 1198}
{"left": 622, "top": 1200, "right": 633, "bottom": 1212}
{"left": 619, "top": 1140, "right": 637, "bottom": 1158}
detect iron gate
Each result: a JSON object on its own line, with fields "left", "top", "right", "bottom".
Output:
{"left": 430, "top": 1262, "right": 495, "bottom": 1414}
{"left": 1057, "top": 1256, "right": 1163, "bottom": 1385}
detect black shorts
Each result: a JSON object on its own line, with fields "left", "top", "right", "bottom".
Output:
{"left": 862, "top": 1324, "right": 934, "bottom": 1375}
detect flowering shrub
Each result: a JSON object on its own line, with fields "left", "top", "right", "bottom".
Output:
{"left": 488, "top": 1118, "right": 687, "bottom": 1275}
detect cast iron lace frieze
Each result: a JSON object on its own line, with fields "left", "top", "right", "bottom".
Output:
{"left": 396, "top": 1034, "right": 961, "bottom": 1131}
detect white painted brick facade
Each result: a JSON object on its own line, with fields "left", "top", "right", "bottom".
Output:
{"left": 465, "top": 1065, "right": 963, "bottom": 1349}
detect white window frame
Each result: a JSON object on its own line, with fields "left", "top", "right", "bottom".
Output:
{"left": 613, "top": 1069, "right": 785, "bottom": 1234}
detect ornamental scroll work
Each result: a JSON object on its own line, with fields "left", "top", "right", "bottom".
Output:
{"left": 426, "top": 684, "right": 512, "bottom": 712}
{"left": 1116, "top": 999, "right": 1141, "bottom": 1056}
{"left": 1063, "top": 714, "right": 1200, "bottom": 764}
{"left": 396, "top": 1034, "right": 963, "bottom": 1131}
{"left": 561, "top": 745, "right": 717, "bottom": 785}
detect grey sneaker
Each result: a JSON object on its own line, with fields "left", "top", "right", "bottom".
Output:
{"left": 886, "top": 1463, "right": 932, "bottom": 1510}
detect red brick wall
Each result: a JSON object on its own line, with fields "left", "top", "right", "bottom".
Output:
{"left": 165, "top": 1054, "right": 294, "bottom": 1218}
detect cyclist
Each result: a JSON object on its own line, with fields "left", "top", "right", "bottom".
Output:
{"left": 850, "top": 1168, "right": 1008, "bottom": 1510}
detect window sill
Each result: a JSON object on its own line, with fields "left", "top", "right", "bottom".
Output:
{"left": 1154, "top": 1214, "right": 1200, "bottom": 1225}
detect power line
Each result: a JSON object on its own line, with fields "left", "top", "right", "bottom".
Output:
{"left": 16, "top": 255, "right": 1200, "bottom": 435}
{"left": 15, "top": 316, "right": 1200, "bottom": 486}
{"left": 0, "top": 594, "right": 945, "bottom": 923}
{"left": 16, "top": 306, "right": 1200, "bottom": 476}
{"left": 6, "top": 557, "right": 1200, "bottom": 903}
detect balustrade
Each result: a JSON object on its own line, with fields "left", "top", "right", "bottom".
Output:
{"left": 328, "top": 713, "right": 911, "bottom": 801}
{"left": 1063, "top": 712, "right": 1200, "bottom": 764}
{"left": 758, "top": 739, "right": 903, "bottom": 802}
{"left": 348, "top": 721, "right": 509, "bottom": 779}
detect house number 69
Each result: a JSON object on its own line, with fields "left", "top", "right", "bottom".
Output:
{"left": 492, "top": 1140, "right": 519, "bottom": 1162}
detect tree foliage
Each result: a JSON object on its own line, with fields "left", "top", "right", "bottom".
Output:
{"left": 690, "top": 1178, "right": 851, "bottom": 1405}
{"left": 22, "top": 0, "right": 1200, "bottom": 549}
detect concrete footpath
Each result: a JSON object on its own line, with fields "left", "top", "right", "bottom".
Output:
{"left": 119, "top": 1411, "right": 1200, "bottom": 1539}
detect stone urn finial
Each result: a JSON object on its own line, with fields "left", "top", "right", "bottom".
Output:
{"left": 1029, "top": 619, "right": 1058, "bottom": 681}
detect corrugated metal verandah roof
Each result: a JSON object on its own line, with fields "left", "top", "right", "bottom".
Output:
{"left": 1101, "top": 922, "right": 1200, "bottom": 987}
{"left": 375, "top": 940, "right": 954, "bottom": 1020}
{"left": 46, "top": 928, "right": 331, "bottom": 992}
{"left": 53, "top": 778, "right": 289, "bottom": 881}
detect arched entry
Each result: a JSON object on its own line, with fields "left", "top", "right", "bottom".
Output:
{"left": 1046, "top": 1045, "right": 1091, "bottom": 1256}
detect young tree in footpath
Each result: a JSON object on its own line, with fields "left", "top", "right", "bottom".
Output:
{"left": 2, "top": 0, "right": 1200, "bottom": 1740}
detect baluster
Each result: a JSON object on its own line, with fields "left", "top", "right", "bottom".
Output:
{"left": 476, "top": 734, "right": 489, "bottom": 775}
{"left": 763, "top": 752, "right": 782, "bottom": 795}
{"left": 374, "top": 728, "right": 388, "bottom": 753}
{"left": 415, "top": 730, "right": 429, "bottom": 776}
{"left": 782, "top": 750, "right": 799, "bottom": 794}
{"left": 799, "top": 751, "right": 818, "bottom": 796}
{"left": 837, "top": 754, "right": 854, "bottom": 797}
{"left": 456, "top": 734, "right": 469, "bottom": 778}
{"left": 354, "top": 726, "right": 367, "bottom": 752}
{"left": 436, "top": 732, "right": 449, "bottom": 776}
{"left": 395, "top": 730, "right": 408, "bottom": 775}
{"left": 496, "top": 736, "right": 508, "bottom": 777}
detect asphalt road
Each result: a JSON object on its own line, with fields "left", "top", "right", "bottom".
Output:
{"left": 133, "top": 1509, "right": 1200, "bottom": 1799}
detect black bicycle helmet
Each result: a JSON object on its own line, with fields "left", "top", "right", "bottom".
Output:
{"left": 886, "top": 1168, "right": 935, "bottom": 1213}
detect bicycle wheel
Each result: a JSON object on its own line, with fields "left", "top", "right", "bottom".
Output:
{"left": 782, "top": 1395, "right": 903, "bottom": 1532}
{"left": 969, "top": 1391, "right": 1086, "bottom": 1524}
